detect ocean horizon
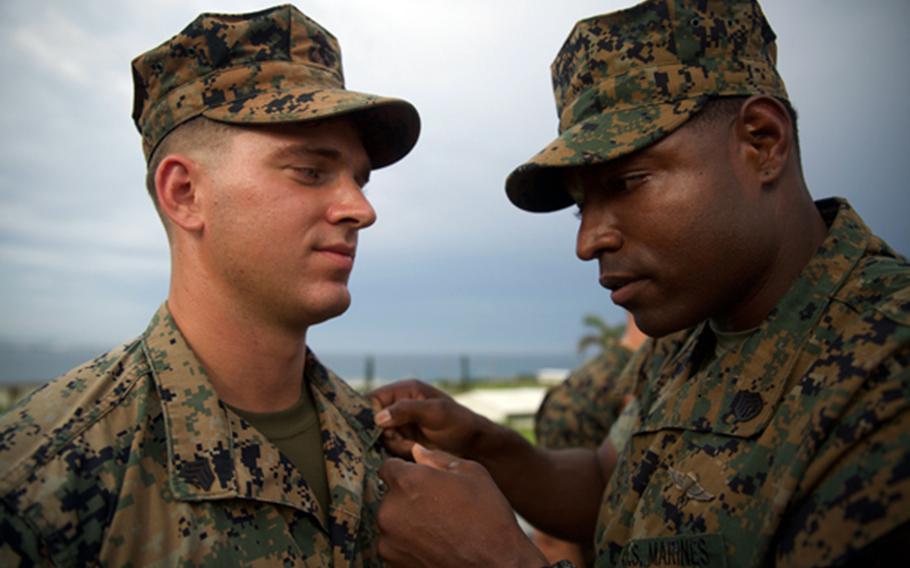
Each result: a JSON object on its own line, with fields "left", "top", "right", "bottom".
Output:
{"left": 0, "top": 341, "right": 587, "bottom": 386}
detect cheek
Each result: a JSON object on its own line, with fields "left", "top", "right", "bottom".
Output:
{"left": 205, "top": 197, "right": 276, "bottom": 268}
{"left": 213, "top": 186, "right": 284, "bottom": 236}
{"left": 635, "top": 182, "right": 737, "bottom": 282}
{"left": 634, "top": 196, "right": 701, "bottom": 258}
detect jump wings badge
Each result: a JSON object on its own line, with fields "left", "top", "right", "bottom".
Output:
{"left": 668, "top": 468, "right": 715, "bottom": 506}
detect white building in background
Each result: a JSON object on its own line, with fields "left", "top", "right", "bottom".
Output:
{"left": 454, "top": 386, "right": 549, "bottom": 427}
{"left": 535, "top": 368, "right": 570, "bottom": 386}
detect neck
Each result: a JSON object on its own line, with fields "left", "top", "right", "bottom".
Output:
{"left": 714, "top": 181, "right": 828, "bottom": 332}
{"left": 167, "top": 264, "right": 308, "bottom": 413}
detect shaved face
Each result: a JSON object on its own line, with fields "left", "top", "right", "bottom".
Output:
{"left": 195, "top": 117, "right": 376, "bottom": 331}
{"left": 572, "top": 117, "right": 783, "bottom": 337}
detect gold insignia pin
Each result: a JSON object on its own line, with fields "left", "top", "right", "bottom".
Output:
{"left": 668, "top": 468, "right": 715, "bottom": 506}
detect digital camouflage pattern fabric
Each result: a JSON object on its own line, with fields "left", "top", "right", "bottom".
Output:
{"left": 506, "top": 0, "right": 788, "bottom": 213}
{"left": 535, "top": 344, "right": 634, "bottom": 450}
{"left": 534, "top": 344, "right": 635, "bottom": 568}
{"left": 0, "top": 304, "right": 387, "bottom": 566}
{"left": 594, "top": 200, "right": 910, "bottom": 567}
{"left": 132, "top": 4, "right": 419, "bottom": 167}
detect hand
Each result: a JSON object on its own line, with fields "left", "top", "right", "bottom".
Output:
{"left": 377, "top": 444, "right": 547, "bottom": 568}
{"left": 371, "top": 380, "right": 493, "bottom": 459}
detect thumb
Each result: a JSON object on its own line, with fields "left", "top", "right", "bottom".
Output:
{"left": 411, "top": 443, "right": 460, "bottom": 471}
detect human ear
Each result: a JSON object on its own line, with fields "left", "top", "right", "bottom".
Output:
{"left": 735, "top": 95, "right": 793, "bottom": 187}
{"left": 155, "top": 155, "right": 206, "bottom": 232}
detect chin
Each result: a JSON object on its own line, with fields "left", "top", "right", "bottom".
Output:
{"left": 303, "top": 290, "right": 352, "bottom": 325}
{"left": 632, "top": 307, "right": 700, "bottom": 339}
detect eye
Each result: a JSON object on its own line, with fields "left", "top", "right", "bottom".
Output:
{"left": 617, "top": 172, "right": 649, "bottom": 192}
{"left": 290, "top": 166, "right": 324, "bottom": 184}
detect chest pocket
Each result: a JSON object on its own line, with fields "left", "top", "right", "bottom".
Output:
{"left": 610, "top": 333, "right": 797, "bottom": 566}
{"left": 636, "top": 346, "right": 789, "bottom": 440}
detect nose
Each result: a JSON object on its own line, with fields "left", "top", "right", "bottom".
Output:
{"left": 576, "top": 206, "right": 623, "bottom": 261}
{"left": 327, "top": 177, "right": 377, "bottom": 229}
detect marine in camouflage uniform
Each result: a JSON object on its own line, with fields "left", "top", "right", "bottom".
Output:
{"left": 505, "top": 1, "right": 910, "bottom": 565}
{"left": 370, "top": 0, "right": 909, "bottom": 566}
{"left": 590, "top": 198, "right": 910, "bottom": 566}
{"left": 0, "top": 305, "right": 387, "bottom": 565}
{"left": 0, "top": 5, "right": 419, "bottom": 566}
{"left": 535, "top": 343, "right": 634, "bottom": 451}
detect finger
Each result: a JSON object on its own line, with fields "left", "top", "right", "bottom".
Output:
{"left": 375, "top": 398, "right": 448, "bottom": 430}
{"left": 382, "top": 429, "right": 416, "bottom": 458}
{"left": 411, "top": 443, "right": 460, "bottom": 471}
{"left": 369, "top": 379, "right": 433, "bottom": 407}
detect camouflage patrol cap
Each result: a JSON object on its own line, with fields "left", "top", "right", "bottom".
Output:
{"left": 506, "top": 0, "right": 788, "bottom": 212}
{"left": 131, "top": 4, "right": 420, "bottom": 169}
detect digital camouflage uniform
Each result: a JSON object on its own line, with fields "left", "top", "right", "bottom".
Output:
{"left": 595, "top": 199, "right": 910, "bottom": 566}
{"left": 1, "top": 5, "right": 419, "bottom": 566}
{"left": 0, "top": 305, "right": 387, "bottom": 566}
{"left": 504, "top": 1, "right": 910, "bottom": 566}
{"left": 535, "top": 344, "right": 634, "bottom": 450}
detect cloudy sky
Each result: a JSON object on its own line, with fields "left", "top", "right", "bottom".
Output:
{"left": 1, "top": 0, "right": 908, "bottom": 361}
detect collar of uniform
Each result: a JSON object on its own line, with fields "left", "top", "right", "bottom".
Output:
{"left": 141, "top": 304, "right": 381, "bottom": 533}
{"left": 306, "top": 350, "right": 384, "bottom": 560}
{"left": 141, "top": 303, "right": 239, "bottom": 500}
{"left": 306, "top": 349, "right": 383, "bottom": 452}
{"left": 640, "top": 198, "right": 868, "bottom": 437}
{"left": 213, "top": 350, "right": 380, "bottom": 534}
{"left": 140, "top": 304, "right": 320, "bottom": 516}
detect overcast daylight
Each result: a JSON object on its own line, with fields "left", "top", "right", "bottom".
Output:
{"left": 1, "top": 1, "right": 908, "bottom": 381}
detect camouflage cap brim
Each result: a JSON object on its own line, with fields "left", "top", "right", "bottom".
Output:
{"left": 505, "top": 97, "right": 705, "bottom": 213}
{"left": 202, "top": 87, "right": 420, "bottom": 170}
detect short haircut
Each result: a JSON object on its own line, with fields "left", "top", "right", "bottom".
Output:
{"left": 144, "top": 117, "right": 238, "bottom": 208}
{"left": 687, "top": 96, "right": 801, "bottom": 160}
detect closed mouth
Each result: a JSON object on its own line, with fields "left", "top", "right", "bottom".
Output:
{"left": 599, "top": 274, "right": 640, "bottom": 291}
{"left": 315, "top": 244, "right": 356, "bottom": 259}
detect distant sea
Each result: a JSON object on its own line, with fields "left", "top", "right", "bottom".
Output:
{"left": 0, "top": 341, "right": 585, "bottom": 387}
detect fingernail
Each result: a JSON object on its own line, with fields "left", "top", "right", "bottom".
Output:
{"left": 375, "top": 409, "right": 391, "bottom": 426}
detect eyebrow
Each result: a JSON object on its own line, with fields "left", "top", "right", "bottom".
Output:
{"left": 271, "top": 143, "right": 371, "bottom": 186}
